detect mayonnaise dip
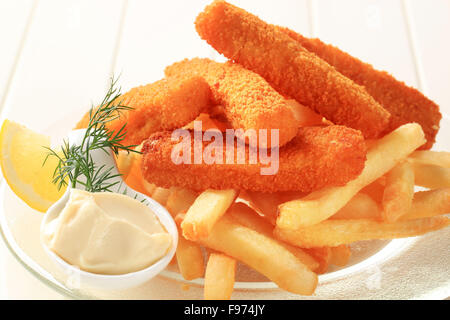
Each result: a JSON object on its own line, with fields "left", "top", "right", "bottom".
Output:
{"left": 42, "top": 189, "right": 172, "bottom": 275}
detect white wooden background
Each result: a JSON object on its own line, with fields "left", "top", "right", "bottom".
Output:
{"left": 0, "top": 0, "right": 449, "bottom": 299}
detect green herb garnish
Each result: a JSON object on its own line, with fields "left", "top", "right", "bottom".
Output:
{"left": 44, "top": 77, "right": 140, "bottom": 192}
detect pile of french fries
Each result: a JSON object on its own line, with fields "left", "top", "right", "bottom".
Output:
{"left": 117, "top": 123, "right": 449, "bottom": 299}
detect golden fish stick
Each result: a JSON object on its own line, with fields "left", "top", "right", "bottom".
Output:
{"left": 195, "top": 0, "right": 390, "bottom": 138}
{"left": 165, "top": 58, "right": 301, "bottom": 148}
{"left": 76, "top": 76, "right": 211, "bottom": 146}
{"left": 279, "top": 26, "right": 441, "bottom": 149}
{"left": 141, "top": 125, "right": 366, "bottom": 193}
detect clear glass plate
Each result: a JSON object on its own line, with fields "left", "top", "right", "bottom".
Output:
{"left": 0, "top": 113, "right": 449, "bottom": 300}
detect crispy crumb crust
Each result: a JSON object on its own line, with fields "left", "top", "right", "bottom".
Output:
{"left": 195, "top": 0, "right": 390, "bottom": 139}
{"left": 279, "top": 26, "right": 441, "bottom": 150}
{"left": 165, "top": 58, "right": 300, "bottom": 148}
{"left": 141, "top": 125, "right": 367, "bottom": 193}
{"left": 75, "top": 76, "right": 211, "bottom": 146}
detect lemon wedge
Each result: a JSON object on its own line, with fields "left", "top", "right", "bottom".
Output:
{"left": 0, "top": 120, "right": 66, "bottom": 212}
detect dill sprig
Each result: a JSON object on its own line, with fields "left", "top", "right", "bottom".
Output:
{"left": 44, "top": 77, "right": 140, "bottom": 193}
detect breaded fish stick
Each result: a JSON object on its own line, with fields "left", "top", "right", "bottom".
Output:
{"left": 278, "top": 26, "right": 441, "bottom": 149}
{"left": 195, "top": 0, "right": 390, "bottom": 139}
{"left": 76, "top": 76, "right": 211, "bottom": 145}
{"left": 141, "top": 125, "right": 366, "bottom": 193}
{"left": 165, "top": 58, "right": 301, "bottom": 148}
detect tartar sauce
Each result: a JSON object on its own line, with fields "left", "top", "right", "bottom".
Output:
{"left": 42, "top": 189, "right": 172, "bottom": 275}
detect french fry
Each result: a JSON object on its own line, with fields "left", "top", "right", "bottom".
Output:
{"left": 331, "top": 192, "right": 381, "bottom": 220}
{"left": 277, "top": 123, "right": 426, "bottom": 229}
{"left": 151, "top": 187, "right": 171, "bottom": 206}
{"left": 360, "top": 176, "right": 386, "bottom": 203}
{"left": 402, "top": 189, "right": 450, "bottom": 220}
{"left": 196, "top": 214, "right": 318, "bottom": 295}
{"left": 413, "top": 163, "right": 450, "bottom": 189}
{"left": 302, "top": 247, "right": 331, "bottom": 274}
{"left": 142, "top": 180, "right": 156, "bottom": 196}
{"left": 204, "top": 253, "right": 236, "bottom": 300}
{"left": 409, "top": 151, "right": 450, "bottom": 168}
{"left": 174, "top": 214, "right": 205, "bottom": 280}
{"left": 181, "top": 189, "right": 238, "bottom": 240}
{"left": 274, "top": 216, "right": 449, "bottom": 248}
{"left": 165, "top": 187, "right": 198, "bottom": 216}
{"left": 329, "top": 245, "right": 352, "bottom": 267}
{"left": 382, "top": 161, "right": 415, "bottom": 222}
{"left": 238, "top": 190, "right": 279, "bottom": 225}
{"left": 240, "top": 190, "right": 306, "bottom": 225}
{"left": 227, "top": 203, "right": 320, "bottom": 271}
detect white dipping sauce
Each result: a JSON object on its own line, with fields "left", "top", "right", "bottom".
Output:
{"left": 42, "top": 189, "right": 172, "bottom": 275}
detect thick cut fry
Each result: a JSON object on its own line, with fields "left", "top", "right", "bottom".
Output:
{"left": 174, "top": 214, "right": 205, "bottom": 280}
{"left": 382, "top": 161, "right": 415, "bottom": 222}
{"left": 360, "top": 176, "right": 386, "bottom": 203}
{"left": 302, "top": 247, "right": 331, "bottom": 274}
{"left": 175, "top": 233, "right": 205, "bottom": 281}
{"left": 402, "top": 189, "right": 450, "bottom": 220}
{"left": 76, "top": 76, "right": 211, "bottom": 146}
{"left": 274, "top": 216, "right": 449, "bottom": 248}
{"left": 277, "top": 124, "right": 425, "bottom": 229}
{"left": 227, "top": 203, "right": 319, "bottom": 271}
{"left": 240, "top": 190, "right": 307, "bottom": 225}
{"left": 409, "top": 151, "right": 450, "bottom": 167}
{"left": 238, "top": 191, "right": 278, "bottom": 225}
{"left": 151, "top": 187, "right": 171, "bottom": 206}
{"left": 165, "top": 58, "right": 300, "bottom": 148}
{"left": 329, "top": 245, "right": 352, "bottom": 267}
{"left": 413, "top": 163, "right": 450, "bottom": 189}
{"left": 142, "top": 180, "right": 156, "bottom": 196}
{"left": 165, "top": 187, "right": 198, "bottom": 216}
{"left": 278, "top": 26, "right": 441, "bottom": 149}
{"left": 195, "top": 0, "right": 390, "bottom": 138}
{"left": 204, "top": 253, "right": 236, "bottom": 300}
{"left": 195, "top": 214, "right": 318, "bottom": 295}
{"left": 181, "top": 189, "right": 237, "bottom": 240}
{"left": 331, "top": 193, "right": 381, "bottom": 220}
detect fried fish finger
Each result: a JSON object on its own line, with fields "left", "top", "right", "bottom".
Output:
{"left": 141, "top": 125, "right": 366, "bottom": 193}
{"left": 195, "top": 0, "right": 390, "bottom": 139}
{"left": 278, "top": 26, "right": 441, "bottom": 149}
{"left": 165, "top": 58, "right": 301, "bottom": 148}
{"left": 76, "top": 76, "right": 211, "bottom": 146}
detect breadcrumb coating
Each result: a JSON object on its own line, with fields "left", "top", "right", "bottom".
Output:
{"left": 279, "top": 26, "right": 441, "bottom": 150}
{"left": 141, "top": 126, "right": 367, "bottom": 193}
{"left": 165, "top": 58, "right": 300, "bottom": 148}
{"left": 195, "top": 0, "right": 390, "bottom": 139}
{"left": 75, "top": 76, "right": 211, "bottom": 145}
